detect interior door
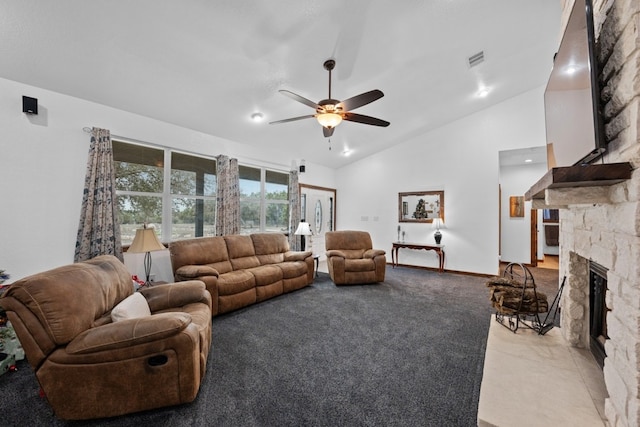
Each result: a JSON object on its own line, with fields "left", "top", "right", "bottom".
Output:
{"left": 299, "top": 184, "right": 336, "bottom": 260}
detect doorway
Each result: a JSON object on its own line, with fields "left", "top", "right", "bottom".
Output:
{"left": 498, "top": 146, "right": 549, "bottom": 268}
{"left": 536, "top": 208, "right": 559, "bottom": 270}
{"left": 299, "top": 184, "right": 336, "bottom": 267}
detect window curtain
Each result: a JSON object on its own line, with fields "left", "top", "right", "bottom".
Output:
{"left": 215, "top": 155, "right": 240, "bottom": 236}
{"left": 288, "top": 170, "right": 301, "bottom": 250}
{"left": 74, "top": 127, "right": 123, "bottom": 262}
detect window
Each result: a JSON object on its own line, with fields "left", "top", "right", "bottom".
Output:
{"left": 265, "top": 169, "right": 289, "bottom": 233}
{"left": 170, "top": 152, "right": 217, "bottom": 240}
{"left": 543, "top": 209, "right": 559, "bottom": 223}
{"left": 114, "top": 140, "right": 289, "bottom": 244}
{"left": 239, "top": 166, "right": 260, "bottom": 233}
{"left": 113, "top": 141, "right": 164, "bottom": 244}
{"left": 239, "top": 166, "right": 289, "bottom": 235}
{"left": 113, "top": 141, "right": 217, "bottom": 244}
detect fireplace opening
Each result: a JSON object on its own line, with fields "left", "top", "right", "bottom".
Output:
{"left": 589, "top": 261, "right": 608, "bottom": 368}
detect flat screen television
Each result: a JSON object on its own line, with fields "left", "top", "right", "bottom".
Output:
{"left": 544, "top": 0, "right": 606, "bottom": 168}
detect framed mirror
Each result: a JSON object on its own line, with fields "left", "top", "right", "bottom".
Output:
{"left": 398, "top": 191, "right": 444, "bottom": 223}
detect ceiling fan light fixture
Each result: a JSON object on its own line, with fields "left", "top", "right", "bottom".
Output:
{"left": 316, "top": 112, "right": 342, "bottom": 128}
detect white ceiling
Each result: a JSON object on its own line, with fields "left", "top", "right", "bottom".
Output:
{"left": 0, "top": 0, "right": 560, "bottom": 169}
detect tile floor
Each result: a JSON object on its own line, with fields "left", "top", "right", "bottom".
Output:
{"left": 478, "top": 317, "right": 607, "bottom": 426}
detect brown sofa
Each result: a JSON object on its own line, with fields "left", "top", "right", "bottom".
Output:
{"left": 0, "top": 255, "right": 212, "bottom": 420}
{"left": 169, "top": 233, "right": 313, "bottom": 316}
{"left": 325, "top": 230, "right": 386, "bottom": 285}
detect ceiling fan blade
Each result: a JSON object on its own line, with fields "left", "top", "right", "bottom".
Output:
{"left": 338, "top": 89, "right": 384, "bottom": 111}
{"left": 269, "top": 114, "right": 315, "bottom": 125}
{"left": 323, "top": 126, "right": 335, "bottom": 138}
{"left": 279, "top": 90, "right": 319, "bottom": 109}
{"left": 343, "top": 112, "right": 390, "bottom": 127}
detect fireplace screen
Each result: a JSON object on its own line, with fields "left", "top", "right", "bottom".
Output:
{"left": 589, "top": 261, "right": 608, "bottom": 368}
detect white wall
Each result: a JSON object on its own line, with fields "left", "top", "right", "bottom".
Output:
{"left": 0, "top": 77, "right": 333, "bottom": 282}
{"left": 499, "top": 162, "right": 548, "bottom": 264}
{"left": 335, "top": 86, "right": 548, "bottom": 275}
{"left": 0, "top": 76, "right": 548, "bottom": 280}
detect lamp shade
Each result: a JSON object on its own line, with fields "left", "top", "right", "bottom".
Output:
{"left": 294, "top": 222, "right": 312, "bottom": 236}
{"left": 316, "top": 113, "right": 342, "bottom": 128}
{"left": 128, "top": 227, "right": 165, "bottom": 253}
{"left": 432, "top": 218, "right": 445, "bottom": 230}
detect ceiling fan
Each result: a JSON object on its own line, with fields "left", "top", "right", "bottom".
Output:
{"left": 269, "top": 59, "right": 390, "bottom": 138}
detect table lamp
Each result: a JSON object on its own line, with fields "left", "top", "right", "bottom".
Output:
{"left": 128, "top": 224, "right": 166, "bottom": 286}
{"left": 294, "top": 221, "right": 312, "bottom": 251}
{"left": 432, "top": 218, "right": 445, "bottom": 244}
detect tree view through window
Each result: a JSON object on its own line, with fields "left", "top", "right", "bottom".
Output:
{"left": 114, "top": 141, "right": 289, "bottom": 244}
{"left": 239, "top": 166, "right": 289, "bottom": 234}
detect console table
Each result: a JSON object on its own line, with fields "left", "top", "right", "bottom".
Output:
{"left": 391, "top": 242, "right": 446, "bottom": 273}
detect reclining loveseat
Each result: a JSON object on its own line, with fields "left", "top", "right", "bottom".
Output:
{"left": 0, "top": 255, "right": 212, "bottom": 420}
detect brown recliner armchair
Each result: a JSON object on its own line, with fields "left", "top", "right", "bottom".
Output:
{"left": 325, "top": 230, "right": 386, "bottom": 285}
{"left": 0, "top": 255, "right": 212, "bottom": 420}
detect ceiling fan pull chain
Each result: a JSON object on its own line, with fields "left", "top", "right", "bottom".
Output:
{"left": 328, "top": 138, "right": 332, "bottom": 150}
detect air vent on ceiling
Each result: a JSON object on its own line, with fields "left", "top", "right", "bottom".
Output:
{"left": 468, "top": 51, "right": 485, "bottom": 68}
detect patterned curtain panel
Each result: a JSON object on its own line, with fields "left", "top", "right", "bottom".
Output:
{"left": 74, "top": 128, "right": 123, "bottom": 262}
{"left": 215, "top": 155, "right": 240, "bottom": 236}
{"left": 288, "top": 170, "right": 301, "bottom": 250}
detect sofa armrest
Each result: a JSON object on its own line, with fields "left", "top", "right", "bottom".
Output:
{"left": 284, "top": 250, "right": 312, "bottom": 261}
{"left": 364, "top": 249, "right": 386, "bottom": 258}
{"left": 66, "top": 312, "right": 192, "bottom": 355}
{"left": 326, "top": 249, "right": 347, "bottom": 258}
{"left": 140, "top": 280, "right": 211, "bottom": 312}
{"left": 175, "top": 265, "right": 219, "bottom": 278}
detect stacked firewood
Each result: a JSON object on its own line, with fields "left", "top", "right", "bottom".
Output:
{"left": 486, "top": 276, "right": 548, "bottom": 315}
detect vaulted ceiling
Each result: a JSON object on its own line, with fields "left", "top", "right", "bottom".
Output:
{"left": 0, "top": 0, "right": 560, "bottom": 168}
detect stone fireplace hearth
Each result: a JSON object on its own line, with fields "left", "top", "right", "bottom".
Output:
{"left": 529, "top": 1, "right": 640, "bottom": 426}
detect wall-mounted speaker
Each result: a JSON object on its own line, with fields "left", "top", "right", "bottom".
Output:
{"left": 22, "top": 96, "right": 38, "bottom": 115}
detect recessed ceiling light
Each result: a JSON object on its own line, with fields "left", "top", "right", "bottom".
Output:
{"left": 251, "top": 112, "right": 264, "bottom": 122}
{"left": 342, "top": 149, "right": 352, "bottom": 156}
{"left": 525, "top": 158, "right": 533, "bottom": 163}
{"left": 477, "top": 88, "right": 490, "bottom": 98}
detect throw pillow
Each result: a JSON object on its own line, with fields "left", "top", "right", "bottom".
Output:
{"left": 111, "top": 292, "right": 151, "bottom": 322}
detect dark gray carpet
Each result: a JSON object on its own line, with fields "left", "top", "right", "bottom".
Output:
{"left": 0, "top": 266, "right": 559, "bottom": 427}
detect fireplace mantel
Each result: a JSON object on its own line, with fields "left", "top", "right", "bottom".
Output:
{"left": 525, "top": 162, "right": 632, "bottom": 208}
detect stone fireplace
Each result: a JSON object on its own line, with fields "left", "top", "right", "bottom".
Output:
{"left": 541, "top": 1, "right": 640, "bottom": 425}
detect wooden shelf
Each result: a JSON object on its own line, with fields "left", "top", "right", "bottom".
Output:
{"left": 525, "top": 162, "right": 633, "bottom": 201}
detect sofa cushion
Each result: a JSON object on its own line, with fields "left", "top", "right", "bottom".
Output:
{"left": 174, "top": 264, "right": 218, "bottom": 279}
{"left": 278, "top": 261, "right": 308, "bottom": 279}
{"left": 170, "top": 236, "right": 232, "bottom": 274}
{"left": 344, "top": 259, "right": 376, "bottom": 272}
{"left": 251, "top": 233, "right": 288, "bottom": 265}
{"left": 111, "top": 292, "right": 151, "bottom": 322}
{"left": 328, "top": 249, "right": 365, "bottom": 259}
{"left": 326, "top": 230, "right": 373, "bottom": 251}
{"left": 217, "top": 270, "right": 256, "bottom": 296}
{"left": 224, "top": 235, "right": 260, "bottom": 270}
{"left": 248, "top": 265, "right": 284, "bottom": 287}
{"left": 1, "top": 255, "right": 133, "bottom": 345}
